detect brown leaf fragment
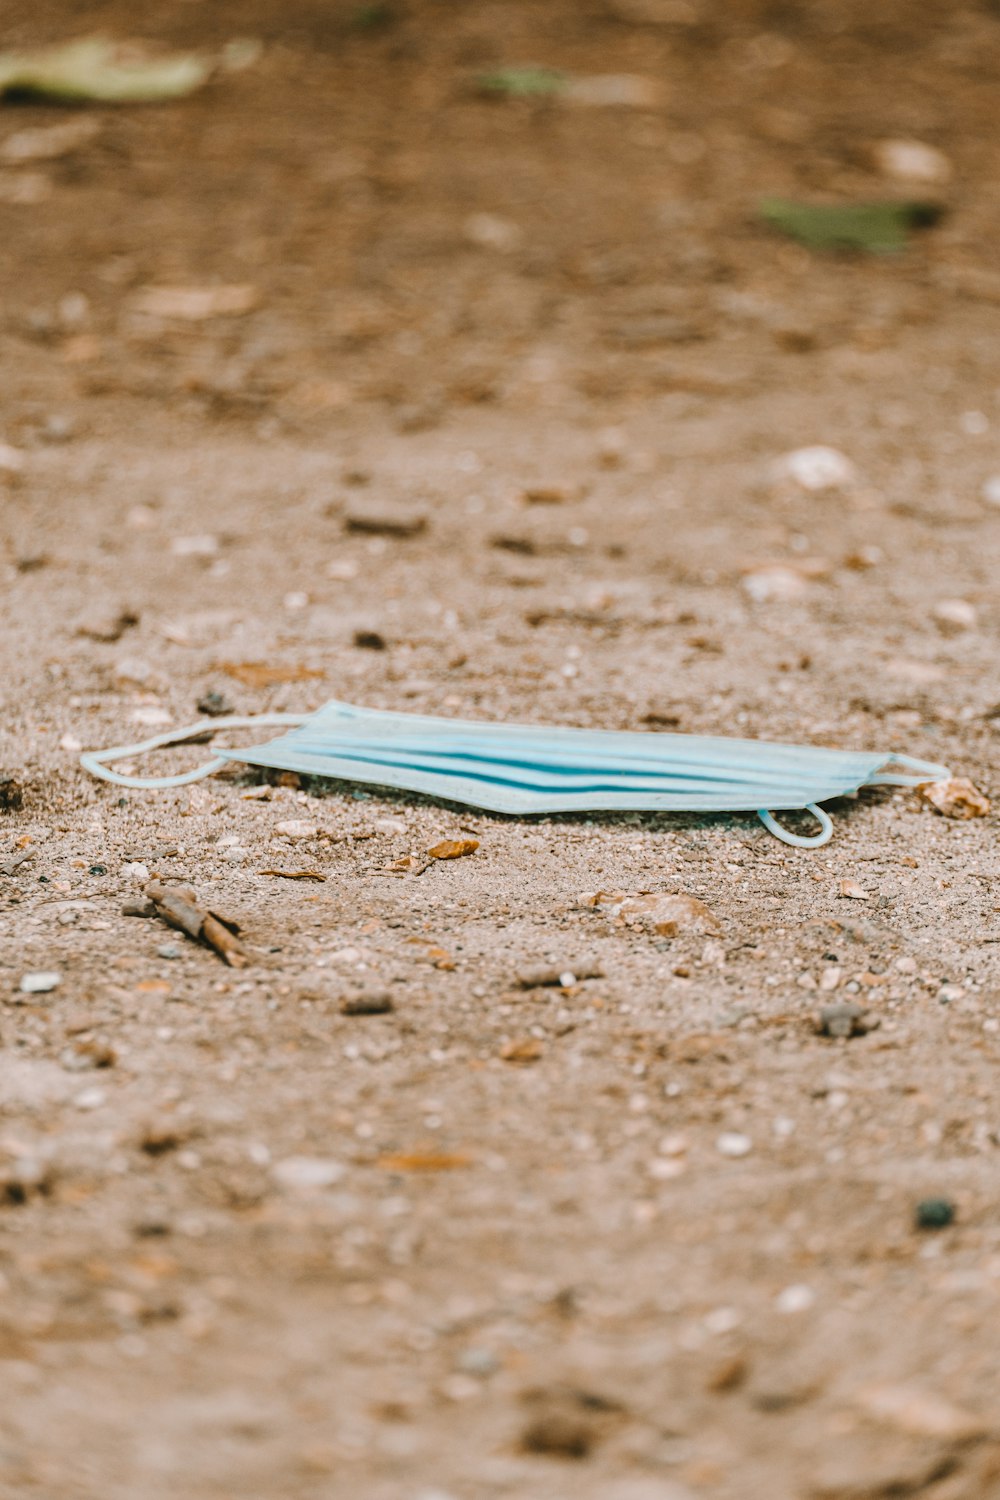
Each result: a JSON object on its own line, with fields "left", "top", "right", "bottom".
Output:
{"left": 918, "top": 778, "right": 991, "bottom": 819}
{"left": 0, "top": 849, "right": 34, "bottom": 876}
{"left": 500, "top": 1037, "right": 544, "bottom": 1063}
{"left": 145, "top": 880, "right": 247, "bottom": 967}
{"left": 389, "top": 854, "right": 430, "bottom": 875}
{"left": 220, "top": 661, "right": 324, "bottom": 687}
{"left": 75, "top": 608, "right": 139, "bottom": 643}
{"left": 427, "top": 838, "right": 479, "bottom": 860}
{"left": 376, "top": 1150, "right": 471, "bottom": 1172}
{"left": 258, "top": 869, "right": 327, "bottom": 882}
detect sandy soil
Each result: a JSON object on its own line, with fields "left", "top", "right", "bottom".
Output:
{"left": 1, "top": 3, "right": 999, "bottom": 1497}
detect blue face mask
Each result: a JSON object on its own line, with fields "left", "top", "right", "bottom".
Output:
{"left": 80, "top": 699, "right": 950, "bottom": 848}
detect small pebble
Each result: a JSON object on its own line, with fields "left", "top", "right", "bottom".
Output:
{"left": 915, "top": 1198, "right": 955, "bottom": 1231}
{"left": 170, "top": 534, "right": 219, "bottom": 557}
{"left": 716, "top": 1132, "right": 752, "bottom": 1158}
{"left": 871, "top": 137, "right": 952, "bottom": 185}
{"left": 340, "top": 990, "right": 394, "bottom": 1016}
{"left": 932, "top": 598, "right": 977, "bottom": 634}
{"left": 777, "top": 445, "right": 856, "bottom": 492}
{"left": 276, "top": 820, "right": 319, "bottom": 840}
{"left": 272, "top": 1156, "right": 345, "bottom": 1192}
{"left": 817, "top": 1002, "right": 875, "bottom": 1039}
{"left": 19, "top": 971, "right": 60, "bottom": 995}
{"left": 775, "top": 1283, "right": 815, "bottom": 1314}
{"left": 157, "top": 944, "right": 182, "bottom": 961}
{"left": 982, "top": 475, "right": 1000, "bottom": 509}
{"left": 196, "top": 690, "right": 234, "bottom": 717}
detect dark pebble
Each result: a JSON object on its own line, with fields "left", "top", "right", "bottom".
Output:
{"left": 340, "top": 990, "right": 394, "bottom": 1016}
{"left": 915, "top": 1198, "right": 955, "bottom": 1230}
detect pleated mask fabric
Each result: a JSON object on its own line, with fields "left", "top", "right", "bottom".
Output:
{"left": 80, "top": 699, "right": 951, "bottom": 848}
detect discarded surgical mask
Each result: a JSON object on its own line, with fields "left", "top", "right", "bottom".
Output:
{"left": 80, "top": 700, "right": 951, "bottom": 849}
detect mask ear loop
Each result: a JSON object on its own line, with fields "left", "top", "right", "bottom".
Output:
{"left": 80, "top": 714, "right": 305, "bottom": 789}
{"left": 757, "top": 803, "right": 833, "bottom": 849}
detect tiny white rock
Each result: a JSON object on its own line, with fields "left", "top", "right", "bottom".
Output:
{"left": 122, "top": 862, "right": 150, "bottom": 881}
{"left": 59, "top": 732, "right": 83, "bottom": 752}
{"left": 463, "top": 213, "right": 522, "bottom": 253}
{"left": 716, "top": 1132, "right": 752, "bottom": 1158}
{"left": 170, "top": 533, "right": 219, "bottom": 557}
{"left": 272, "top": 1156, "right": 345, "bottom": 1192}
{"left": 982, "top": 475, "right": 1000, "bottom": 509}
{"left": 872, "top": 137, "right": 952, "bottom": 185}
{"left": 0, "top": 442, "right": 26, "bottom": 475}
{"left": 742, "top": 565, "right": 810, "bottom": 604}
{"left": 75, "top": 1087, "right": 106, "bottom": 1110}
{"left": 131, "top": 706, "right": 173, "bottom": 727}
{"left": 932, "top": 598, "right": 977, "bottom": 633}
{"left": 776, "top": 1283, "right": 815, "bottom": 1314}
{"left": 275, "top": 819, "right": 319, "bottom": 840}
{"left": 778, "top": 445, "right": 856, "bottom": 491}
{"left": 19, "top": 971, "right": 61, "bottom": 994}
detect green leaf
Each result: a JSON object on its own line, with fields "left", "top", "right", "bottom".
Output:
{"left": 0, "top": 37, "right": 212, "bottom": 104}
{"left": 477, "top": 66, "right": 567, "bottom": 98}
{"left": 759, "top": 197, "right": 942, "bottom": 254}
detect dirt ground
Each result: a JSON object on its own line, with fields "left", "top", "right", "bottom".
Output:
{"left": 1, "top": 2, "right": 999, "bottom": 1497}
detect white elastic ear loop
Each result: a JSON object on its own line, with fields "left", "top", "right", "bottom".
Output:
{"left": 757, "top": 803, "right": 833, "bottom": 849}
{"left": 80, "top": 714, "right": 305, "bottom": 789}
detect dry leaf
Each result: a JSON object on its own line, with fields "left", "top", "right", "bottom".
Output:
{"left": 376, "top": 1151, "right": 471, "bottom": 1172}
{"left": 389, "top": 854, "right": 430, "bottom": 875}
{"left": 428, "top": 838, "right": 480, "bottom": 860}
{"left": 220, "top": 661, "right": 324, "bottom": 688}
{"left": 258, "top": 869, "right": 326, "bottom": 882}
{"left": 500, "top": 1037, "right": 545, "bottom": 1064}
{"left": 131, "top": 284, "right": 259, "bottom": 321}
{"left": 918, "top": 778, "right": 990, "bottom": 820}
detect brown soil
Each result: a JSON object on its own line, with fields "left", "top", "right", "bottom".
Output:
{"left": 1, "top": 3, "right": 999, "bottom": 1497}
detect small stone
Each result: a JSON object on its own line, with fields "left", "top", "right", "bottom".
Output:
{"left": 271, "top": 1156, "right": 345, "bottom": 1192}
{"left": 196, "top": 690, "right": 234, "bottom": 717}
{"left": 170, "top": 533, "right": 219, "bottom": 557}
{"left": 838, "top": 880, "right": 870, "bottom": 901}
{"left": 157, "top": 944, "right": 182, "bottom": 960}
{"left": 819, "top": 966, "right": 842, "bottom": 992}
{"left": 463, "top": 213, "right": 522, "bottom": 252}
{"left": 500, "top": 1037, "right": 545, "bottom": 1064}
{"left": 982, "top": 475, "right": 1000, "bottom": 509}
{"left": 19, "top": 971, "right": 60, "bottom": 995}
{"left": 75, "top": 1086, "right": 106, "bottom": 1111}
{"left": 775, "top": 1283, "right": 815, "bottom": 1314}
{"left": 340, "top": 990, "right": 394, "bottom": 1016}
{"left": 0, "top": 442, "right": 27, "bottom": 477}
{"left": 353, "top": 628, "right": 389, "bottom": 653}
{"left": 914, "top": 1197, "right": 955, "bottom": 1230}
{"left": 343, "top": 504, "right": 427, "bottom": 538}
{"left": 932, "top": 598, "right": 977, "bottom": 634}
{"left": 741, "top": 565, "right": 811, "bottom": 604}
{"left": 275, "top": 820, "right": 319, "bottom": 840}
{"left": 777, "top": 446, "right": 856, "bottom": 492}
{"left": 122, "top": 862, "right": 150, "bottom": 882}
{"left": 871, "top": 137, "right": 952, "bottom": 185}
{"left": 591, "top": 890, "right": 720, "bottom": 938}
{"left": 130, "top": 707, "right": 172, "bottom": 728}
{"left": 918, "top": 778, "right": 990, "bottom": 819}
{"left": 817, "top": 1002, "right": 875, "bottom": 1039}
{"left": 132, "top": 285, "right": 259, "bottom": 321}
{"left": 716, "top": 1132, "right": 752, "bottom": 1158}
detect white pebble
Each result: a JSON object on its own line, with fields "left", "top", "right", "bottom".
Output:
{"left": 271, "top": 1156, "right": 345, "bottom": 1192}
{"left": 716, "top": 1132, "right": 752, "bottom": 1158}
{"left": 742, "top": 565, "right": 809, "bottom": 604}
{"left": 122, "top": 862, "right": 150, "bottom": 882}
{"left": 0, "top": 442, "right": 26, "bottom": 475}
{"left": 283, "top": 591, "right": 309, "bottom": 611}
{"left": 75, "top": 1087, "right": 106, "bottom": 1111}
{"left": 981, "top": 475, "right": 1000, "bottom": 509}
{"left": 19, "top": 971, "right": 60, "bottom": 994}
{"left": 960, "top": 410, "right": 989, "bottom": 436}
{"left": 170, "top": 533, "right": 219, "bottom": 557}
{"left": 275, "top": 819, "right": 319, "bottom": 840}
{"left": 59, "top": 732, "right": 82, "bottom": 753}
{"left": 463, "top": 213, "right": 522, "bottom": 253}
{"left": 932, "top": 598, "right": 977, "bottom": 634}
{"left": 131, "top": 706, "right": 173, "bottom": 727}
{"left": 871, "top": 137, "right": 952, "bottom": 185}
{"left": 778, "top": 445, "right": 856, "bottom": 492}
{"left": 776, "top": 1283, "right": 815, "bottom": 1314}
